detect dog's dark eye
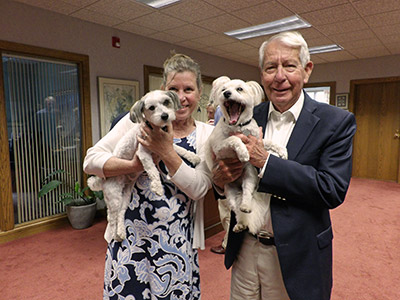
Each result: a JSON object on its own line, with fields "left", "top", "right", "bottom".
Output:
{"left": 236, "top": 87, "right": 243, "bottom": 92}
{"left": 149, "top": 105, "right": 155, "bottom": 111}
{"left": 163, "top": 99, "right": 170, "bottom": 106}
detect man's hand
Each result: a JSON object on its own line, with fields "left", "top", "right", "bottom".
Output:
{"left": 212, "top": 155, "right": 244, "bottom": 189}
{"left": 233, "top": 127, "right": 269, "bottom": 168}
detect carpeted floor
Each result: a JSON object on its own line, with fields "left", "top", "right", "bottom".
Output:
{"left": 0, "top": 177, "right": 399, "bottom": 299}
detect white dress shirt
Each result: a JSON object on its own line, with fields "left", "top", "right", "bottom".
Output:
{"left": 258, "top": 92, "right": 305, "bottom": 235}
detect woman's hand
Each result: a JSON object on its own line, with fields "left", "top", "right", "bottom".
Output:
{"left": 138, "top": 122, "right": 181, "bottom": 175}
{"left": 138, "top": 123, "right": 174, "bottom": 156}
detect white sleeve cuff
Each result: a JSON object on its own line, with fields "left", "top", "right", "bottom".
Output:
{"left": 258, "top": 153, "right": 270, "bottom": 178}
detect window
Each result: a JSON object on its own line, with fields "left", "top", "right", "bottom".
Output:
{"left": 0, "top": 41, "right": 92, "bottom": 235}
{"left": 304, "top": 82, "right": 336, "bottom": 105}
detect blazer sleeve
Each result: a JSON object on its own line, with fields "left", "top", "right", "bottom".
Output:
{"left": 258, "top": 108, "right": 357, "bottom": 209}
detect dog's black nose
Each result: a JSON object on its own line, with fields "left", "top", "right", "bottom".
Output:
{"left": 161, "top": 113, "right": 169, "bottom": 121}
{"left": 223, "top": 91, "right": 231, "bottom": 99}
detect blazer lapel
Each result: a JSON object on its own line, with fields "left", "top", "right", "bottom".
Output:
{"left": 286, "top": 94, "right": 320, "bottom": 160}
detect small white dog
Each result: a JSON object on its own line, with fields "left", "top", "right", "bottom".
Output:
{"left": 205, "top": 76, "right": 287, "bottom": 234}
{"left": 88, "top": 90, "right": 200, "bottom": 242}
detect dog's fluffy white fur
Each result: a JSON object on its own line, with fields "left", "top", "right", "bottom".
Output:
{"left": 88, "top": 90, "right": 200, "bottom": 242}
{"left": 205, "top": 76, "right": 287, "bottom": 234}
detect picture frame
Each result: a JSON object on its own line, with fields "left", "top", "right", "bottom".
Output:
{"left": 98, "top": 77, "right": 139, "bottom": 137}
{"left": 335, "top": 93, "right": 349, "bottom": 109}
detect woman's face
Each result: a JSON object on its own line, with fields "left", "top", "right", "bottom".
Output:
{"left": 164, "top": 71, "right": 201, "bottom": 121}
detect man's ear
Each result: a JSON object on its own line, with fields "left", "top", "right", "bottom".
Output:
{"left": 303, "top": 61, "right": 314, "bottom": 84}
{"left": 130, "top": 99, "right": 144, "bottom": 123}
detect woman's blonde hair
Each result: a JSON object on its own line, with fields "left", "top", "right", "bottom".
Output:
{"left": 162, "top": 51, "right": 203, "bottom": 90}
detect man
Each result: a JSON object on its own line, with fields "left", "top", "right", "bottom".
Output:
{"left": 212, "top": 31, "right": 356, "bottom": 300}
{"left": 206, "top": 103, "right": 216, "bottom": 125}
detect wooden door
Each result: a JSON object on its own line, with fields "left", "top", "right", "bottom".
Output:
{"left": 351, "top": 77, "right": 400, "bottom": 182}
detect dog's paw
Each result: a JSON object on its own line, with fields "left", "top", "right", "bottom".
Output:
{"left": 191, "top": 155, "right": 201, "bottom": 166}
{"left": 239, "top": 203, "right": 252, "bottom": 213}
{"left": 116, "top": 224, "right": 126, "bottom": 241}
{"left": 151, "top": 181, "right": 164, "bottom": 196}
{"left": 237, "top": 151, "right": 250, "bottom": 162}
{"left": 233, "top": 223, "right": 247, "bottom": 233}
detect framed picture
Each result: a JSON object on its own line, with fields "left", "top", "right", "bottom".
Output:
{"left": 335, "top": 93, "right": 349, "bottom": 109}
{"left": 98, "top": 77, "right": 139, "bottom": 136}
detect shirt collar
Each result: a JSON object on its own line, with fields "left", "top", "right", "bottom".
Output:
{"left": 268, "top": 90, "right": 304, "bottom": 122}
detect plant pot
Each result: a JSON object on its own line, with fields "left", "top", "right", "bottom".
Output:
{"left": 66, "top": 202, "right": 97, "bottom": 229}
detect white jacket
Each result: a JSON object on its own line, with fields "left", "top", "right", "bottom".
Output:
{"left": 83, "top": 114, "right": 214, "bottom": 249}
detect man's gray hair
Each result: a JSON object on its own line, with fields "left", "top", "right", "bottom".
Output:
{"left": 258, "top": 31, "right": 310, "bottom": 69}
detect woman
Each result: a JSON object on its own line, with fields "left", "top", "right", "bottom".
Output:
{"left": 83, "top": 53, "right": 214, "bottom": 299}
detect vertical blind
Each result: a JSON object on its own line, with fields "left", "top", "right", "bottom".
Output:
{"left": 3, "top": 54, "right": 82, "bottom": 224}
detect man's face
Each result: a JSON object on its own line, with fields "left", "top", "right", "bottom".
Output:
{"left": 260, "top": 40, "right": 313, "bottom": 112}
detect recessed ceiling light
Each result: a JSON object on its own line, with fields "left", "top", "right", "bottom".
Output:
{"left": 136, "top": 0, "right": 181, "bottom": 9}
{"left": 309, "top": 44, "right": 343, "bottom": 54}
{"left": 224, "top": 15, "right": 311, "bottom": 40}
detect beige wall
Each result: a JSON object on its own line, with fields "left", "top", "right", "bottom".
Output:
{"left": 1, "top": 0, "right": 400, "bottom": 142}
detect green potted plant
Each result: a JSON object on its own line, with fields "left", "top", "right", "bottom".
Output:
{"left": 38, "top": 169, "right": 98, "bottom": 229}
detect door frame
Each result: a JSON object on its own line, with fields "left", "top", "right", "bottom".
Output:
{"left": 0, "top": 40, "right": 92, "bottom": 242}
{"left": 350, "top": 76, "right": 400, "bottom": 183}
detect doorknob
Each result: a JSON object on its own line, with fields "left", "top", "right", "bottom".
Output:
{"left": 395, "top": 130, "right": 400, "bottom": 139}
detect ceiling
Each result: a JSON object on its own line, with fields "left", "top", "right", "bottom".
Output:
{"left": 12, "top": 0, "right": 400, "bottom": 66}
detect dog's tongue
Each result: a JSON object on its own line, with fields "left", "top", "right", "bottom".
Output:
{"left": 229, "top": 102, "right": 241, "bottom": 125}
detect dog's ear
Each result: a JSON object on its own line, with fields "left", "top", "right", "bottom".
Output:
{"left": 209, "top": 76, "right": 230, "bottom": 104}
{"left": 166, "top": 91, "right": 181, "bottom": 111}
{"left": 130, "top": 99, "right": 144, "bottom": 123}
{"left": 246, "top": 81, "right": 265, "bottom": 105}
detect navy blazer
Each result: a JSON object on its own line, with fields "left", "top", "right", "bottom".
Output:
{"left": 224, "top": 92, "right": 357, "bottom": 300}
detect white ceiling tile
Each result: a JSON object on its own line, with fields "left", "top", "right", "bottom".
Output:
{"left": 161, "top": 0, "right": 224, "bottom": 22}
{"left": 115, "top": 22, "right": 157, "bottom": 36}
{"left": 163, "top": 24, "right": 214, "bottom": 40}
{"left": 85, "top": 0, "right": 153, "bottom": 21}
{"left": 190, "top": 34, "right": 235, "bottom": 47}
{"left": 302, "top": 4, "right": 360, "bottom": 26}
{"left": 203, "top": 0, "right": 266, "bottom": 12}
{"left": 315, "top": 18, "right": 369, "bottom": 36}
{"left": 71, "top": 8, "right": 123, "bottom": 26}
{"left": 214, "top": 42, "right": 255, "bottom": 53}
{"left": 313, "top": 50, "right": 357, "bottom": 62}
{"left": 130, "top": 12, "right": 186, "bottom": 31}
{"left": 364, "top": 10, "right": 400, "bottom": 28}
{"left": 339, "top": 38, "right": 384, "bottom": 50}
{"left": 352, "top": 0, "right": 400, "bottom": 16}
{"left": 149, "top": 31, "right": 186, "bottom": 44}
{"left": 14, "top": 0, "right": 81, "bottom": 14}
{"left": 277, "top": 0, "right": 348, "bottom": 14}
{"left": 348, "top": 46, "right": 391, "bottom": 59}
{"left": 230, "top": 2, "right": 292, "bottom": 25}
{"left": 195, "top": 14, "right": 251, "bottom": 33}
{"left": 329, "top": 29, "right": 377, "bottom": 43}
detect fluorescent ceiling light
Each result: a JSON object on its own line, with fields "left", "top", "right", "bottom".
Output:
{"left": 309, "top": 44, "right": 343, "bottom": 54}
{"left": 224, "top": 15, "right": 311, "bottom": 40}
{"left": 136, "top": 0, "right": 180, "bottom": 8}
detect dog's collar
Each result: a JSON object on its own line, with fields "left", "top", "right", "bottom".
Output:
{"left": 145, "top": 120, "right": 168, "bottom": 132}
{"left": 145, "top": 120, "right": 153, "bottom": 130}
{"left": 224, "top": 118, "right": 252, "bottom": 127}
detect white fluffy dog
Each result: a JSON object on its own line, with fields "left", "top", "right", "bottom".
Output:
{"left": 88, "top": 90, "right": 200, "bottom": 242}
{"left": 205, "top": 76, "right": 287, "bottom": 234}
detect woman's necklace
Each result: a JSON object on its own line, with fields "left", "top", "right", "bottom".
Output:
{"left": 173, "top": 118, "right": 196, "bottom": 138}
